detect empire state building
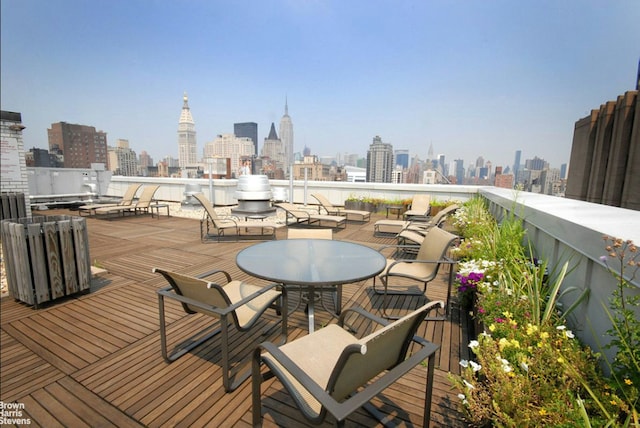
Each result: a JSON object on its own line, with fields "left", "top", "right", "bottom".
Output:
{"left": 279, "top": 99, "right": 293, "bottom": 174}
{"left": 177, "top": 93, "right": 197, "bottom": 168}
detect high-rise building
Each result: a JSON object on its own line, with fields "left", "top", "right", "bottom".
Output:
{"left": 525, "top": 156, "right": 548, "bottom": 171}
{"left": 177, "top": 93, "right": 197, "bottom": 169}
{"left": 395, "top": 149, "right": 409, "bottom": 169}
{"left": 513, "top": 150, "right": 522, "bottom": 183}
{"left": 261, "top": 123, "right": 285, "bottom": 170}
{"left": 366, "top": 135, "right": 393, "bottom": 183}
{"left": 279, "top": 99, "right": 294, "bottom": 174}
{"left": 47, "top": 122, "right": 108, "bottom": 168}
{"left": 454, "top": 159, "right": 465, "bottom": 184}
{"left": 203, "top": 134, "right": 255, "bottom": 178}
{"left": 107, "top": 139, "right": 138, "bottom": 176}
{"left": 234, "top": 122, "right": 258, "bottom": 155}
{"left": 560, "top": 163, "right": 568, "bottom": 180}
{"left": 139, "top": 150, "right": 153, "bottom": 168}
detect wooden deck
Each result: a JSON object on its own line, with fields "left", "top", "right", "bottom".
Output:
{"left": 0, "top": 208, "right": 472, "bottom": 427}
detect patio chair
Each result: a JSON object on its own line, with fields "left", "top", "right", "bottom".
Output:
{"left": 193, "top": 193, "right": 278, "bottom": 242}
{"left": 311, "top": 193, "right": 370, "bottom": 223}
{"left": 154, "top": 267, "right": 288, "bottom": 392}
{"left": 78, "top": 183, "right": 141, "bottom": 216}
{"left": 252, "top": 301, "right": 443, "bottom": 427}
{"left": 94, "top": 185, "right": 160, "bottom": 218}
{"left": 397, "top": 204, "right": 460, "bottom": 246}
{"left": 403, "top": 194, "right": 431, "bottom": 221}
{"left": 286, "top": 228, "right": 340, "bottom": 316}
{"left": 373, "top": 227, "right": 458, "bottom": 319}
{"left": 276, "top": 202, "right": 346, "bottom": 229}
{"left": 287, "top": 228, "right": 333, "bottom": 240}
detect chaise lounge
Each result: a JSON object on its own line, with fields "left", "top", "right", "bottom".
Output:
{"left": 311, "top": 193, "right": 370, "bottom": 223}
{"left": 276, "top": 202, "right": 346, "bottom": 229}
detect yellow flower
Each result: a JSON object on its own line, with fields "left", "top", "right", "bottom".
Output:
{"left": 510, "top": 339, "right": 520, "bottom": 348}
{"left": 489, "top": 324, "right": 496, "bottom": 332}
{"left": 540, "top": 332, "right": 549, "bottom": 340}
{"left": 557, "top": 357, "right": 565, "bottom": 364}
{"left": 502, "top": 311, "right": 513, "bottom": 319}
{"left": 526, "top": 324, "right": 537, "bottom": 335}
{"left": 498, "top": 338, "right": 509, "bottom": 351}
{"left": 539, "top": 408, "right": 547, "bottom": 416}
{"left": 610, "top": 400, "right": 617, "bottom": 406}
{"left": 624, "top": 378, "right": 633, "bottom": 385}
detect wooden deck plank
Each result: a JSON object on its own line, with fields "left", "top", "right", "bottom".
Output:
{"left": 0, "top": 208, "right": 471, "bottom": 427}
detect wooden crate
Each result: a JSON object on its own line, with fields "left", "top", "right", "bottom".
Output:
{"left": 0, "top": 192, "right": 27, "bottom": 221}
{"left": 1, "top": 215, "right": 91, "bottom": 307}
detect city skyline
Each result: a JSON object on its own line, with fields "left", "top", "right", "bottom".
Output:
{"left": 2, "top": 1, "right": 639, "bottom": 170}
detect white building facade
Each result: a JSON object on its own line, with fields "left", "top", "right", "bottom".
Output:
{"left": 203, "top": 134, "right": 255, "bottom": 178}
{"left": 177, "top": 93, "right": 197, "bottom": 169}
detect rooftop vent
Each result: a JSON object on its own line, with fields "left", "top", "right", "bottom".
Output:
{"left": 231, "top": 175, "right": 276, "bottom": 216}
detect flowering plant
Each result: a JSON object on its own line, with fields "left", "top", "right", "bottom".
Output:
{"left": 448, "top": 198, "right": 627, "bottom": 427}
{"left": 455, "top": 259, "right": 499, "bottom": 309}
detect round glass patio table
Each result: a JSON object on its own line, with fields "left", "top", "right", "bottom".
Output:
{"left": 236, "top": 239, "right": 386, "bottom": 333}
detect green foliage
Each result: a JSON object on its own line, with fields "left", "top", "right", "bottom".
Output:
{"left": 601, "top": 236, "right": 640, "bottom": 423}
{"left": 449, "top": 199, "right": 632, "bottom": 427}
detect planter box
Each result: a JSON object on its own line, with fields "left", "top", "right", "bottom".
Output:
{"left": 1, "top": 215, "right": 91, "bottom": 307}
{"left": 345, "top": 201, "right": 385, "bottom": 213}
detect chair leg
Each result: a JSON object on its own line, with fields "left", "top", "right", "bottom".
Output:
{"left": 221, "top": 316, "right": 255, "bottom": 392}
{"left": 252, "top": 348, "right": 264, "bottom": 427}
{"left": 158, "top": 293, "right": 222, "bottom": 362}
{"left": 423, "top": 353, "right": 436, "bottom": 428}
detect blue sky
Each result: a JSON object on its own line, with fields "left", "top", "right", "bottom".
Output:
{"left": 2, "top": 0, "right": 639, "bottom": 170}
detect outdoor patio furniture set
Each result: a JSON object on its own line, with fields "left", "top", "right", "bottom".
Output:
{"left": 152, "top": 195, "right": 460, "bottom": 426}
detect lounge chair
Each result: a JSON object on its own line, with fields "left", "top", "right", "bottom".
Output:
{"left": 94, "top": 185, "right": 160, "bottom": 218}
{"left": 276, "top": 202, "right": 346, "bottom": 229}
{"left": 373, "top": 227, "right": 458, "bottom": 319}
{"left": 252, "top": 301, "right": 442, "bottom": 427}
{"left": 373, "top": 202, "right": 457, "bottom": 237}
{"left": 192, "top": 192, "right": 278, "bottom": 242}
{"left": 154, "top": 267, "right": 287, "bottom": 392}
{"left": 403, "top": 194, "right": 431, "bottom": 221}
{"left": 311, "top": 193, "right": 370, "bottom": 223}
{"left": 78, "top": 183, "right": 141, "bottom": 216}
{"left": 397, "top": 204, "right": 459, "bottom": 246}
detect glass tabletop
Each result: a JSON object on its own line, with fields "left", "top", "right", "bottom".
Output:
{"left": 236, "top": 239, "right": 386, "bottom": 286}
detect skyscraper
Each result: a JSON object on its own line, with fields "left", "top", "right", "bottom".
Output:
{"left": 513, "top": 150, "right": 522, "bottom": 183}
{"left": 279, "top": 99, "right": 294, "bottom": 174}
{"left": 47, "top": 121, "right": 108, "bottom": 168}
{"left": 366, "top": 135, "right": 393, "bottom": 183}
{"left": 395, "top": 149, "right": 409, "bottom": 169}
{"left": 454, "top": 159, "right": 465, "bottom": 184}
{"left": 234, "top": 122, "right": 258, "bottom": 155}
{"left": 177, "top": 93, "right": 197, "bottom": 168}
{"left": 261, "top": 123, "right": 285, "bottom": 170}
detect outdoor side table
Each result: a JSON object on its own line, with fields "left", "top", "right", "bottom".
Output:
{"left": 385, "top": 204, "right": 404, "bottom": 219}
{"left": 150, "top": 203, "right": 170, "bottom": 218}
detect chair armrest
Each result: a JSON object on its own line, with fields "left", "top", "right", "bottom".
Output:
{"left": 386, "top": 257, "right": 457, "bottom": 272}
{"left": 158, "top": 282, "right": 282, "bottom": 317}
{"left": 338, "top": 306, "right": 390, "bottom": 331}
{"left": 223, "top": 282, "right": 284, "bottom": 313}
{"left": 196, "top": 269, "right": 232, "bottom": 283}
